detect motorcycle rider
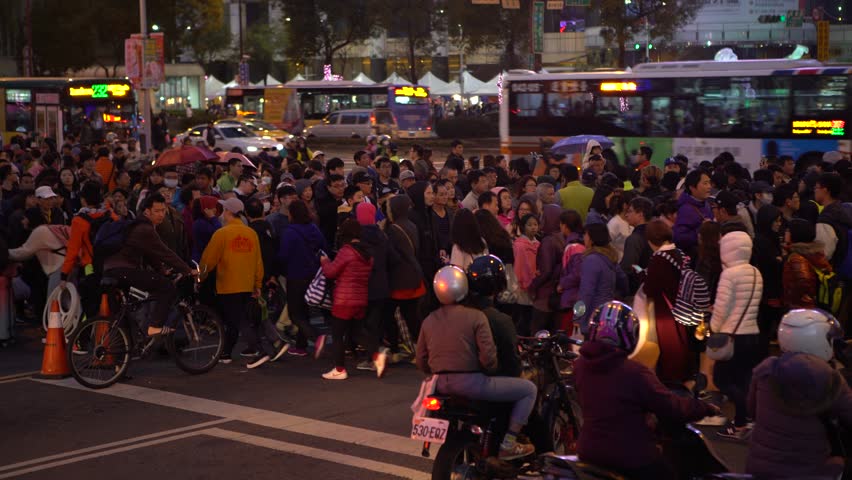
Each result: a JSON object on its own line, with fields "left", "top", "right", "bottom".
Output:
{"left": 416, "top": 265, "right": 537, "bottom": 460}
{"left": 575, "top": 301, "right": 719, "bottom": 480}
{"left": 746, "top": 308, "right": 852, "bottom": 479}
{"left": 465, "top": 255, "right": 521, "bottom": 377}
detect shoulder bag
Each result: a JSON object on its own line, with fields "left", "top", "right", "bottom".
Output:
{"left": 706, "top": 268, "right": 756, "bottom": 362}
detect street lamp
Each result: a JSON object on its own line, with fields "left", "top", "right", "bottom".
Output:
{"left": 152, "top": 23, "right": 159, "bottom": 31}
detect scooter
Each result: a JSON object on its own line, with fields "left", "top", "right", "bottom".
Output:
{"left": 419, "top": 331, "right": 583, "bottom": 480}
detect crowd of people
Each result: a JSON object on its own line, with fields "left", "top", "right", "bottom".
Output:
{"left": 1, "top": 128, "right": 852, "bottom": 475}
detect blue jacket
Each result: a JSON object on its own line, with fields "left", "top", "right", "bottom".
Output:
{"left": 577, "top": 250, "right": 628, "bottom": 334}
{"left": 673, "top": 193, "right": 712, "bottom": 257}
{"left": 192, "top": 217, "right": 221, "bottom": 263}
{"left": 279, "top": 222, "right": 328, "bottom": 281}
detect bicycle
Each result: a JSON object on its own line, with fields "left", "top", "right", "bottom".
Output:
{"left": 67, "top": 266, "right": 224, "bottom": 389}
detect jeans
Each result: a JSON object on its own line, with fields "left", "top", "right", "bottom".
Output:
{"left": 104, "top": 268, "right": 176, "bottom": 328}
{"left": 713, "top": 334, "right": 761, "bottom": 426}
{"left": 286, "top": 278, "right": 317, "bottom": 349}
{"left": 220, "top": 292, "right": 251, "bottom": 357}
{"left": 436, "top": 373, "right": 537, "bottom": 426}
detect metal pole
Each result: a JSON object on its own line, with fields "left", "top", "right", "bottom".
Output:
{"left": 139, "top": 0, "right": 152, "bottom": 154}
{"left": 239, "top": 0, "right": 244, "bottom": 58}
{"left": 645, "top": 17, "right": 650, "bottom": 63}
{"left": 459, "top": 24, "right": 464, "bottom": 109}
{"left": 24, "top": 0, "right": 32, "bottom": 76}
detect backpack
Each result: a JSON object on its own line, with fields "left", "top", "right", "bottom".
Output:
{"left": 814, "top": 267, "right": 844, "bottom": 315}
{"left": 671, "top": 268, "right": 711, "bottom": 327}
{"left": 81, "top": 213, "right": 132, "bottom": 275}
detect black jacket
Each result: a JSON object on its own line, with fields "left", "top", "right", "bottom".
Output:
{"left": 315, "top": 190, "right": 341, "bottom": 251}
{"left": 751, "top": 205, "right": 783, "bottom": 301}
{"left": 385, "top": 195, "right": 424, "bottom": 291}
{"left": 469, "top": 296, "right": 521, "bottom": 377}
{"left": 360, "top": 224, "right": 398, "bottom": 301}
{"left": 818, "top": 201, "right": 852, "bottom": 272}
{"left": 248, "top": 219, "right": 278, "bottom": 279}
{"left": 619, "top": 223, "right": 652, "bottom": 294}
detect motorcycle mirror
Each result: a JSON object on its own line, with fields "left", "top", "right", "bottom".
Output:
{"left": 573, "top": 301, "right": 586, "bottom": 318}
{"left": 534, "top": 330, "right": 550, "bottom": 340}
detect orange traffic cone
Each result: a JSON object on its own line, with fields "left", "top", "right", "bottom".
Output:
{"left": 35, "top": 300, "right": 70, "bottom": 379}
{"left": 93, "top": 293, "right": 114, "bottom": 366}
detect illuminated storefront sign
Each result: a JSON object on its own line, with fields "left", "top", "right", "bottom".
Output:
{"left": 791, "top": 119, "right": 846, "bottom": 136}
{"left": 394, "top": 86, "right": 429, "bottom": 98}
{"left": 600, "top": 82, "right": 637, "bottom": 92}
{"left": 68, "top": 83, "right": 131, "bottom": 99}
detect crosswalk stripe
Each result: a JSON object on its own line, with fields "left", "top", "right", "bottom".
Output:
{"left": 33, "top": 378, "right": 426, "bottom": 460}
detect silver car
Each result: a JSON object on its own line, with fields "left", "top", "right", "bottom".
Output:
{"left": 175, "top": 122, "right": 283, "bottom": 153}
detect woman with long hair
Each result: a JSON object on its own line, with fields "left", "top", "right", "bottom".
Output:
{"left": 587, "top": 184, "right": 616, "bottom": 225}
{"left": 450, "top": 209, "right": 488, "bottom": 270}
{"left": 575, "top": 223, "right": 628, "bottom": 333}
{"left": 56, "top": 167, "right": 81, "bottom": 217}
{"left": 492, "top": 187, "right": 515, "bottom": 230}
{"left": 696, "top": 221, "right": 723, "bottom": 393}
{"left": 513, "top": 214, "right": 540, "bottom": 334}
{"left": 528, "top": 204, "right": 565, "bottom": 332}
{"left": 514, "top": 175, "right": 538, "bottom": 202}
{"left": 510, "top": 193, "right": 541, "bottom": 238}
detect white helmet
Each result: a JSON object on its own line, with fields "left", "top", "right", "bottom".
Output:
{"left": 366, "top": 134, "right": 378, "bottom": 144}
{"left": 433, "top": 266, "right": 468, "bottom": 305}
{"left": 777, "top": 309, "right": 843, "bottom": 362}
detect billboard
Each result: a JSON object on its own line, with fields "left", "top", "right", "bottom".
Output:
{"left": 693, "top": 0, "right": 798, "bottom": 24}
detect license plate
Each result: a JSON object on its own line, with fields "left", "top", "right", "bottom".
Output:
{"left": 411, "top": 416, "right": 449, "bottom": 444}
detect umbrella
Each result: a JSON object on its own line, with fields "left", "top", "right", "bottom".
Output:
{"left": 214, "top": 151, "right": 256, "bottom": 169}
{"left": 155, "top": 146, "right": 219, "bottom": 167}
{"left": 550, "top": 135, "right": 614, "bottom": 156}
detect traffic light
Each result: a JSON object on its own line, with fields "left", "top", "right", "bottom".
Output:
{"left": 758, "top": 14, "right": 783, "bottom": 23}
{"left": 648, "top": 43, "right": 653, "bottom": 50}
{"left": 634, "top": 43, "right": 641, "bottom": 50}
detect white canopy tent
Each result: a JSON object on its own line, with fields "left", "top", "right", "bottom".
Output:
{"left": 431, "top": 80, "right": 461, "bottom": 96}
{"left": 205, "top": 76, "right": 225, "bottom": 98}
{"left": 212, "top": 80, "right": 237, "bottom": 98}
{"left": 382, "top": 72, "right": 411, "bottom": 85}
{"left": 417, "top": 71, "right": 450, "bottom": 92}
{"left": 289, "top": 73, "right": 306, "bottom": 82}
{"left": 460, "top": 71, "right": 485, "bottom": 94}
{"left": 352, "top": 72, "right": 375, "bottom": 84}
{"left": 265, "top": 74, "right": 282, "bottom": 85}
{"left": 467, "top": 74, "right": 501, "bottom": 96}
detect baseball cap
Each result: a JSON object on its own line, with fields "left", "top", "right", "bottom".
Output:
{"left": 379, "top": 186, "right": 398, "bottom": 197}
{"left": 400, "top": 170, "right": 416, "bottom": 181}
{"left": 750, "top": 181, "right": 774, "bottom": 194}
{"left": 353, "top": 171, "right": 373, "bottom": 184}
{"left": 311, "top": 150, "right": 325, "bottom": 160}
{"left": 711, "top": 190, "right": 739, "bottom": 212}
{"left": 582, "top": 169, "right": 597, "bottom": 184}
{"left": 217, "top": 197, "right": 244, "bottom": 214}
{"left": 664, "top": 157, "right": 681, "bottom": 166}
{"left": 35, "top": 186, "right": 58, "bottom": 199}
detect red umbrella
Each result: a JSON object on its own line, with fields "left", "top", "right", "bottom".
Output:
{"left": 154, "top": 146, "right": 219, "bottom": 167}
{"left": 214, "top": 151, "right": 256, "bottom": 168}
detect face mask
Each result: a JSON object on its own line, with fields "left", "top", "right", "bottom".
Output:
{"left": 262, "top": 177, "right": 272, "bottom": 185}
{"left": 164, "top": 178, "right": 179, "bottom": 188}
{"left": 263, "top": 201, "right": 271, "bottom": 213}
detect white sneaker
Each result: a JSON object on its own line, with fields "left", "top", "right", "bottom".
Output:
{"left": 375, "top": 348, "right": 388, "bottom": 378}
{"left": 247, "top": 355, "right": 271, "bottom": 369}
{"left": 322, "top": 368, "right": 348, "bottom": 380}
{"left": 694, "top": 415, "right": 729, "bottom": 426}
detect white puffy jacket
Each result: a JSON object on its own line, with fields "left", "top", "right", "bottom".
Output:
{"left": 711, "top": 232, "right": 763, "bottom": 336}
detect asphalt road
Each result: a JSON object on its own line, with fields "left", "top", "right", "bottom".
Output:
{"left": 1, "top": 321, "right": 750, "bottom": 480}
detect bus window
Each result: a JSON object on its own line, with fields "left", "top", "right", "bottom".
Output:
{"left": 340, "top": 113, "right": 358, "bottom": 125}
{"left": 5, "top": 89, "right": 32, "bottom": 133}
{"left": 650, "top": 97, "right": 671, "bottom": 136}
{"left": 547, "top": 92, "right": 593, "bottom": 117}
{"left": 793, "top": 76, "right": 847, "bottom": 116}
{"left": 672, "top": 99, "right": 697, "bottom": 136}
{"left": 700, "top": 76, "right": 790, "bottom": 136}
{"left": 595, "top": 96, "right": 644, "bottom": 135}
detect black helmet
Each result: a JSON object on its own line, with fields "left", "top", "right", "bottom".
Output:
{"left": 466, "top": 255, "right": 507, "bottom": 297}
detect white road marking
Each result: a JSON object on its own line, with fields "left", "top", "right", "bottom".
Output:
{"left": 0, "top": 371, "right": 39, "bottom": 382}
{"left": 0, "top": 430, "right": 203, "bottom": 479}
{"left": 0, "top": 419, "right": 230, "bottom": 473}
{"left": 204, "top": 428, "right": 430, "bottom": 480}
{"left": 32, "top": 378, "right": 425, "bottom": 459}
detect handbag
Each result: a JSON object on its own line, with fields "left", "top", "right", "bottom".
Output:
{"left": 706, "top": 268, "right": 756, "bottom": 362}
{"left": 304, "top": 250, "right": 334, "bottom": 310}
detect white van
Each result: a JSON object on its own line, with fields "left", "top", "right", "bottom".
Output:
{"left": 304, "top": 108, "right": 397, "bottom": 139}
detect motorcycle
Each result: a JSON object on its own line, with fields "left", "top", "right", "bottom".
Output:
{"left": 418, "top": 330, "right": 583, "bottom": 480}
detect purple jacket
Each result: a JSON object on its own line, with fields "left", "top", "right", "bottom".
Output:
{"left": 576, "top": 250, "right": 628, "bottom": 333}
{"left": 558, "top": 233, "right": 585, "bottom": 309}
{"left": 575, "top": 341, "right": 715, "bottom": 471}
{"left": 673, "top": 193, "right": 712, "bottom": 256}
{"left": 746, "top": 352, "right": 852, "bottom": 479}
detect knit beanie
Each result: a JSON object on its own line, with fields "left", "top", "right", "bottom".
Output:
{"left": 356, "top": 202, "right": 377, "bottom": 226}
{"left": 788, "top": 218, "right": 816, "bottom": 244}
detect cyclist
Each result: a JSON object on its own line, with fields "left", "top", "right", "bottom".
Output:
{"left": 102, "top": 193, "right": 195, "bottom": 337}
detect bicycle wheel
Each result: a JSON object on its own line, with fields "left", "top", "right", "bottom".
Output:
{"left": 170, "top": 304, "right": 224, "bottom": 374}
{"left": 68, "top": 318, "right": 131, "bottom": 389}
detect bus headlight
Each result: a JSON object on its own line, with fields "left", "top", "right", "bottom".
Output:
{"left": 276, "top": 144, "right": 284, "bottom": 150}
{"left": 247, "top": 146, "right": 258, "bottom": 152}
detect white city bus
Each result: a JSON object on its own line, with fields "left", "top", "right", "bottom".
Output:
{"left": 499, "top": 59, "right": 851, "bottom": 171}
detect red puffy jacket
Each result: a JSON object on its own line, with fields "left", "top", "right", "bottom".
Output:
{"left": 322, "top": 242, "right": 374, "bottom": 319}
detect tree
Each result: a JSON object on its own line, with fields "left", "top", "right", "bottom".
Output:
{"left": 598, "top": 0, "right": 702, "bottom": 68}
{"left": 245, "top": 22, "right": 287, "bottom": 83}
{"left": 374, "top": 0, "right": 435, "bottom": 83}
{"left": 30, "top": 0, "right": 98, "bottom": 75}
{"left": 278, "top": 0, "right": 377, "bottom": 68}
{"left": 183, "top": 2, "right": 233, "bottom": 71}
{"left": 446, "top": 0, "right": 532, "bottom": 70}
